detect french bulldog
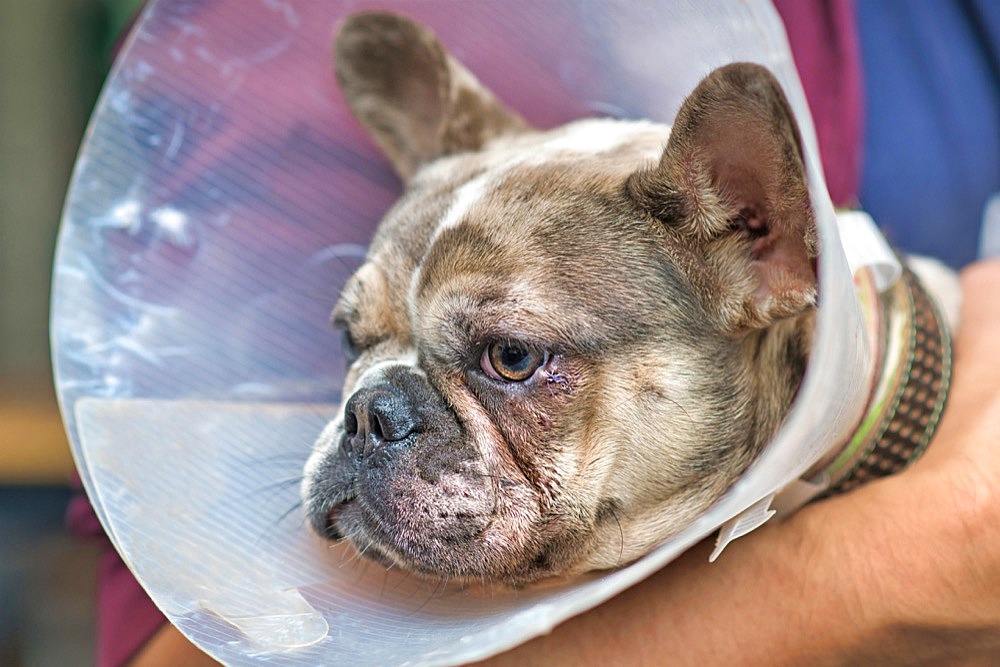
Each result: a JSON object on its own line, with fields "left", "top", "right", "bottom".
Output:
{"left": 301, "top": 11, "right": 848, "bottom": 586}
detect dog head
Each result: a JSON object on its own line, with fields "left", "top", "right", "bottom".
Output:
{"left": 303, "top": 12, "right": 817, "bottom": 585}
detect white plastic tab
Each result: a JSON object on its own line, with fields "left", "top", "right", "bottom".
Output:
{"left": 836, "top": 210, "right": 902, "bottom": 292}
{"left": 709, "top": 494, "right": 776, "bottom": 562}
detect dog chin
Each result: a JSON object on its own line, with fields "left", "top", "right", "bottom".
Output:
{"left": 327, "top": 497, "right": 554, "bottom": 585}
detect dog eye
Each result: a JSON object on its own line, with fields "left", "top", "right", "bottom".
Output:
{"left": 482, "top": 340, "right": 546, "bottom": 382}
{"left": 340, "top": 328, "right": 360, "bottom": 364}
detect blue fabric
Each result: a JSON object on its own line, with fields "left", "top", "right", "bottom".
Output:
{"left": 857, "top": 0, "right": 1000, "bottom": 268}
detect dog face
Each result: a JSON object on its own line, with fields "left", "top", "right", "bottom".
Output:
{"left": 303, "top": 12, "right": 817, "bottom": 585}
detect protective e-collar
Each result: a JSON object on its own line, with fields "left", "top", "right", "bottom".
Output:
{"left": 52, "top": 1, "right": 902, "bottom": 664}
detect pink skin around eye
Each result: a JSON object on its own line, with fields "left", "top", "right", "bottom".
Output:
{"left": 480, "top": 347, "right": 503, "bottom": 380}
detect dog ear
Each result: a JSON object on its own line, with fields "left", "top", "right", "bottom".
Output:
{"left": 628, "top": 63, "right": 818, "bottom": 334}
{"left": 335, "top": 12, "right": 529, "bottom": 181}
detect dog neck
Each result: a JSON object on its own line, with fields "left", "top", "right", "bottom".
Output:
{"left": 744, "top": 311, "right": 816, "bottom": 459}
{"left": 810, "top": 264, "right": 953, "bottom": 496}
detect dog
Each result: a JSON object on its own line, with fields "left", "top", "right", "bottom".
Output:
{"left": 302, "top": 12, "right": 955, "bottom": 586}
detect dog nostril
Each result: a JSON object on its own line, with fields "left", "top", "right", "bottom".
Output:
{"left": 343, "top": 386, "right": 420, "bottom": 458}
{"left": 344, "top": 409, "right": 359, "bottom": 437}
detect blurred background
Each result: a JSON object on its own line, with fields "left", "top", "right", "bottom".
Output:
{"left": 0, "top": 1, "right": 141, "bottom": 664}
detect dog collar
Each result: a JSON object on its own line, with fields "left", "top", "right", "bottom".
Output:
{"left": 816, "top": 262, "right": 953, "bottom": 497}
{"left": 712, "top": 255, "right": 951, "bottom": 563}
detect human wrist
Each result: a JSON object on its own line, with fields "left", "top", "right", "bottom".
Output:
{"left": 809, "top": 453, "right": 1000, "bottom": 660}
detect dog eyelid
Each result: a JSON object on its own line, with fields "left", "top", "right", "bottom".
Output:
{"left": 331, "top": 314, "right": 362, "bottom": 363}
{"left": 340, "top": 329, "right": 360, "bottom": 363}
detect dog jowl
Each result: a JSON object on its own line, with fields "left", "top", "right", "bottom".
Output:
{"left": 302, "top": 12, "right": 817, "bottom": 585}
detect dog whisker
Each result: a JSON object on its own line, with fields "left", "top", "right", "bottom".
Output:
{"left": 408, "top": 573, "right": 451, "bottom": 614}
{"left": 275, "top": 499, "right": 305, "bottom": 525}
{"left": 252, "top": 475, "right": 307, "bottom": 495}
{"left": 245, "top": 452, "right": 312, "bottom": 465}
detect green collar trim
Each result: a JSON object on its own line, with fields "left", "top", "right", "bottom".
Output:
{"left": 819, "top": 264, "right": 952, "bottom": 497}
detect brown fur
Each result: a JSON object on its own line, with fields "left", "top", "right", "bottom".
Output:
{"left": 303, "top": 12, "right": 817, "bottom": 584}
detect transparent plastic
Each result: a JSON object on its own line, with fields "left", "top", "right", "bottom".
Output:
{"left": 52, "top": 1, "right": 879, "bottom": 664}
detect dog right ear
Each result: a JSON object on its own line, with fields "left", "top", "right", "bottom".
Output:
{"left": 627, "top": 63, "right": 818, "bottom": 335}
{"left": 335, "top": 12, "right": 529, "bottom": 181}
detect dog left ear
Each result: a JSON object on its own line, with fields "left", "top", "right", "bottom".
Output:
{"left": 335, "top": 12, "right": 530, "bottom": 181}
{"left": 628, "top": 63, "right": 818, "bottom": 334}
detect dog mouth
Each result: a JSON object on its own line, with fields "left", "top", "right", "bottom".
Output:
{"left": 309, "top": 445, "right": 555, "bottom": 581}
{"left": 322, "top": 497, "right": 406, "bottom": 570}
{"left": 321, "top": 487, "right": 493, "bottom": 577}
{"left": 321, "top": 497, "right": 352, "bottom": 541}
{"left": 310, "top": 446, "right": 599, "bottom": 584}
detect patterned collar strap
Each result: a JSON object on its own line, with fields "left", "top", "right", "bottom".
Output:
{"left": 818, "top": 264, "right": 953, "bottom": 497}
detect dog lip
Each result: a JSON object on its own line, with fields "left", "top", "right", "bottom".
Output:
{"left": 323, "top": 497, "right": 355, "bottom": 541}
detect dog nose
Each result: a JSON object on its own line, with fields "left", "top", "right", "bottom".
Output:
{"left": 343, "top": 385, "right": 419, "bottom": 459}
